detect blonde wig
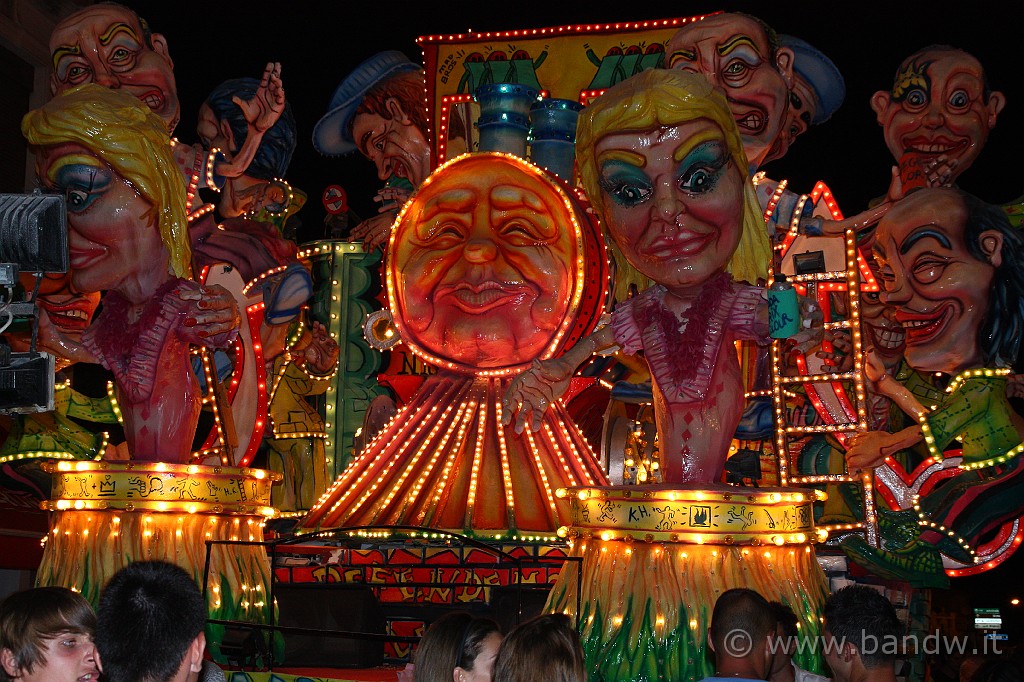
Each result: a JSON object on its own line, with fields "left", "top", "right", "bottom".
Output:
{"left": 576, "top": 69, "right": 769, "bottom": 300}
{"left": 22, "top": 83, "right": 191, "bottom": 279}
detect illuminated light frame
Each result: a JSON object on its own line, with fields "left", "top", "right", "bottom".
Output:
{"left": 298, "top": 240, "right": 369, "bottom": 473}
{"left": 237, "top": 301, "right": 270, "bottom": 466}
{"left": 437, "top": 91, "right": 550, "bottom": 164}
{"left": 191, "top": 262, "right": 274, "bottom": 466}
{"left": 385, "top": 153, "right": 587, "bottom": 378}
{"left": 770, "top": 229, "right": 875, "bottom": 546}
{"left": 266, "top": 326, "right": 336, "bottom": 442}
{"left": 300, "top": 372, "right": 608, "bottom": 535}
{"left": 241, "top": 264, "right": 291, "bottom": 297}
{"left": 416, "top": 16, "right": 711, "bottom": 43}
{"left": 192, "top": 264, "right": 236, "bottom": 465}
{"left": 204, "top": 147, "right": 221, "bottom": 192}
{"left": 771, "top": 180, "right": 859, "bottom": 294}
{"left": 917, "top": 368, "right": 1018, "bottom": 471}
{"left": 0, "top": 448, "right": 104, "bottom": 465}
{"left": 0, "top": 383, "right": 115, "bottom": 465}
{"left": 947, "top": 524, "right": 1023, "bottom": 578}
{"left": 418, "top": 13, "right": 715, "bottom": 164}
{"left": 436, "top": 94, "right": 474, "bottom": 164}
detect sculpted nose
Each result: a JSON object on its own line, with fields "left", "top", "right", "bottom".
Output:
{"left": 94, "top": 66, "right": 120, "bottom": 88}
{"left": 652, "top": 178, "right": 683, "bottom": 223}
{"left": 374, "top": 157, "right": 393, "bottom": 181}
{"left": 921, "top": 101, "right": 945, "bottom": 129}
{"left": 463, "top": 239, "right": 497, "bottom": 263}
{"left": 879, "top": 274, "right": 911, "bottom": 307}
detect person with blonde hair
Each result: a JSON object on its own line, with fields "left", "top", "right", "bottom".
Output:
{"left": 22, "top": 83, "right": 239, "bottom": 463}
{"left": 504, "top": 69, "right": 775, "bottom": 484}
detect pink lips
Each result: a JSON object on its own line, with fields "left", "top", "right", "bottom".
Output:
{"left": 441, "top": 281, "right": 530, "bottom": 313}
{"left": 69, "top": 247, "right": 105, "bottom": 270}
{"left": 642, "top": 231, "right": 715, "bottom": 259}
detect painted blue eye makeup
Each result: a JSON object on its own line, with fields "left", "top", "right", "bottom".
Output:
{"left": 54, "top": 164, "right": 111, "bottom": 214}
{"left": 598, "top": 160, "right": 653, "bottom": 208}
{"left": 676, "top": 141, "right": 729, "bottom": 195}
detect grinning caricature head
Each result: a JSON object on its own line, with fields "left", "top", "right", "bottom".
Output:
{"left": 762, "top": 34, "right": 845, "bottom": 165}
{"left": 388, "top": 154, "right": 584, "bottom": 373}
{"left": 872, "top": 187, "right": 1024, "bottom": 375}
{"left": 666, "top": 12, "right": 794, "bottom": 172}
{"left": 858, "top": 253, "right": 906, "bottom": 370}
{"left": 872, "top": 46, "right": 1005, "bottom": 186}
{"left": 313, "top": 51, "right": 432, "bottom": 188}
{"left": 6, "top": 273, "right": 100, "bottom": 371}
{"left": 577, "top": 68, "right": 769, "bottom": 301}
{"left": 23, "top": 84, "right": 190, "bottom": 295}
{"left": 49, "top": 2, "right": 179, "bottom": 133}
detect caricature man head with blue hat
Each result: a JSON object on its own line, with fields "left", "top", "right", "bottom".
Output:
{"left": 763, "top": 35, "right": 846, "bottom": 164}
{"left": 313, "top": 51, "right": 432, "bottom": 188}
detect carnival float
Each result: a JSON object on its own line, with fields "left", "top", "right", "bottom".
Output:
{"left": 0, "top": 3, "right": 1020, "bottom": 681}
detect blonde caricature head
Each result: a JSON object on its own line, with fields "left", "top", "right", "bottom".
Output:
{"left": 577, "top": 69, "right": 768, "bottom": 298}
{"left": 22, "top": 83, "right": 191, "bottom": 279}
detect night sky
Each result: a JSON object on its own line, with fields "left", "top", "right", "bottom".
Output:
{"left": 121, "top": 0, "right": 1022, "bottom": 241}
{"left": 107, "top": 0, "right": 1024, "bottom": 626}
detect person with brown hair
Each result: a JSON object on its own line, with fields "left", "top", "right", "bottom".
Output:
{"left": 492, "top": 614, "right": 586, "bottom": 682}
{"left": 0, "top": 586, "right": 98, "bottom": 682}
{"left": 412, "top": 612, "right": 502, "bottom": 682}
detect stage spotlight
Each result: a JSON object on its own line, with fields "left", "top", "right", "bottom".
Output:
{"left": 0, "top": 193, "right": 68, "bottom": 276}
{"left": 0, "top": 192, "right": 68, "bottom": 414}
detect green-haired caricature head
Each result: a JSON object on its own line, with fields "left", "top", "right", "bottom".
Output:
{"left": 577, "top": 69, "right": 769, "bottom": 299}
{"left": 22, "top": 83, "right": 191, "bottom": 280}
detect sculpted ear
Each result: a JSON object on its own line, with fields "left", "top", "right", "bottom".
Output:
{"left": 385, "top": 97, "right": 412, "bottom": 126}
{"left": 150, "top": 32, "right": 174, "bottom": 70}
{"left": 979, "top": 230, "right": 1004, "bottom": 268}
{"left": 986, "top": 91, "right": 1006, "bottom": 128}
{"left": 870, "top": 91, "right": 891, "bottom": 124}
{"left": 219, "top": 117, "right": 237, "bottom": 154}
{"left": 774, "top": 46, "right": 795, "bottom": 88}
